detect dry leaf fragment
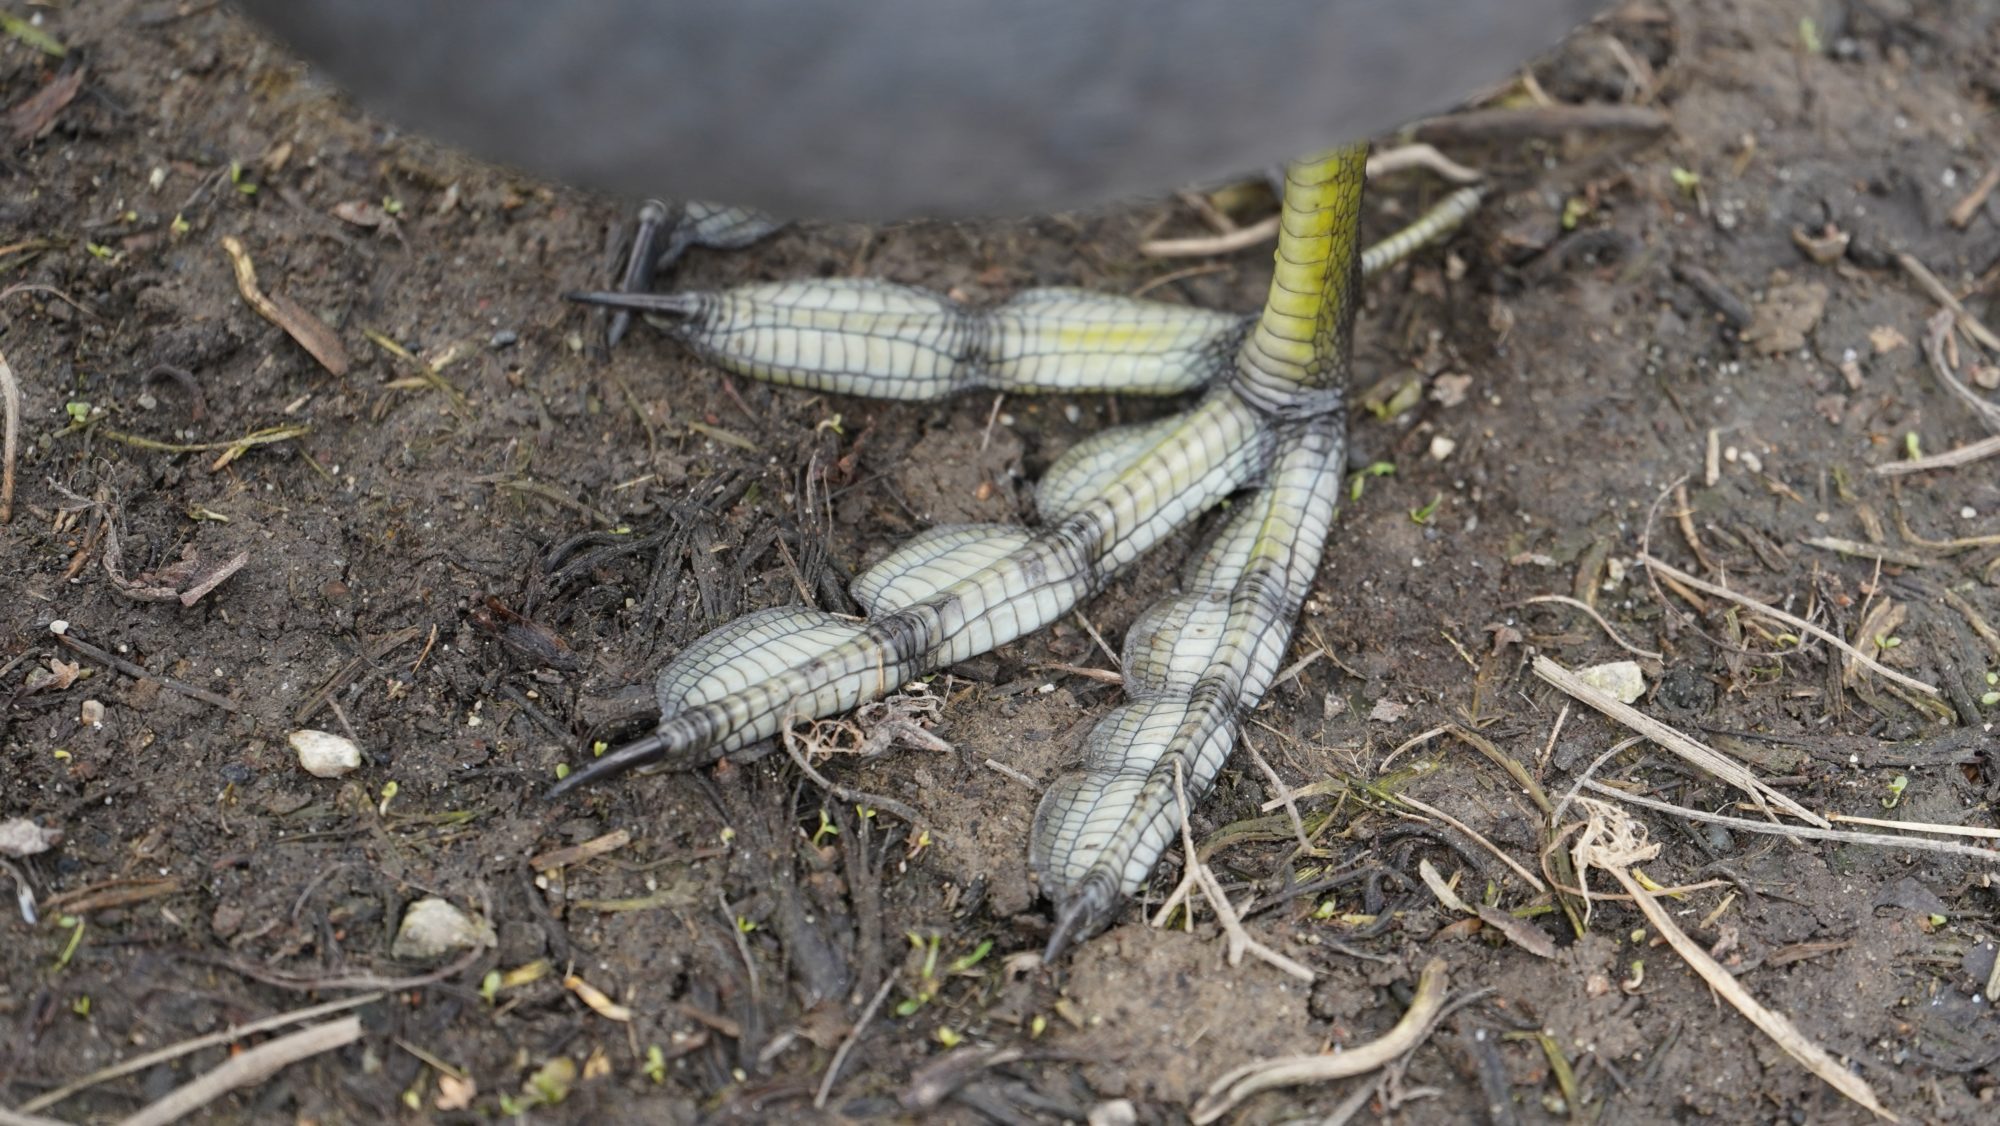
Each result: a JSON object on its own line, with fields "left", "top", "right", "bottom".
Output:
{"left": 220, "top": 236, "right": 350, "bottom": 375}
{"left": 331, "top": 200, "right": 393, "bottom": 229}
{"left": 40, "top": 658, "right": 81, "bottom": 691}
{"left": 564, "top": 974, "right": 634, "bottom": 1022}
{"left": 5, "top": 64, "right": 84, "bottom": 144}
{"left": 434, "top": 1074, "right": 476, "bottom": 1112}
{"left": 1868, "top": 325, "right": 1909, "bottom": 354}
{"left": 1741, "top": 281, "right": 1828, "bottom": 354}
{"left": 1367, "top": 698, "right": 1410, "bottom": 723}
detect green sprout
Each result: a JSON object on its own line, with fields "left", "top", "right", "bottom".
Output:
{"left": 1882, "top": 773, "right": 1908, "bottom": 810}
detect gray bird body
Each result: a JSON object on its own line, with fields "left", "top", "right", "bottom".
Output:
{"left": 239, "top": 0, "right": 1595, "bottom": 218}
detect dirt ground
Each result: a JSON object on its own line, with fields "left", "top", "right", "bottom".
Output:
{"left": 4, "top": 1, "right": 2000, "bottom": 1122}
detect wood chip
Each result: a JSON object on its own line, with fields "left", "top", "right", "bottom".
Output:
{"left": 528, "top": 829, "right": 632, "bottom": 872}
{"left": 220, "top": 236, "right": 350, "bottom": 376}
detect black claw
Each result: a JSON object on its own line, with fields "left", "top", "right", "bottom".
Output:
{"left": 1043, "top": 875, "right": 1121, "bottom": 961}
{"left": 545, "top": 730, "right": 673, "bottom": 800}
{"left": 606, "top": 199, "right": 682, "bottom": 350}
{"left": 562, "top": 290, "right": 698, "bottom": 315}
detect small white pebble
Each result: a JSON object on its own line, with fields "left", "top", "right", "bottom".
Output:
{"left": 1428, "top": 435, "right": 1457, "bottom": 461}
{"left": 290, "top": 729, "right": 362, "bottom": 778}
{"left": 1577, "top": 660, "right": 1648, "bottom": 704}
{"left": 1740, "top": 451, "right": 1763, "bottom": 473}
{"left": 1724, "top": 446, "right": 1740, "bottom": 463}
{"left": 79, "top": 700, "right": 104, "bottom": 728}
{"left": 392, "top": 898, "right": 495, "bottom": 961}
{"left": 1962, "top": 506, "right": 1978, "bottom": 520}
{"left": 49, "top": 620, "right": 69, "bottom": 635}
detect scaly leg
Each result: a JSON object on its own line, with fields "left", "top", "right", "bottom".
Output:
{"left": 554, "top": 149, "right": 1393, "bottom": 951}
{"left": 570, "top": 184, "right": 1479, "bottom": 400}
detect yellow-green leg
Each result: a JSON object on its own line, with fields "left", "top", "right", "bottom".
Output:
{"left": 557, "top": 146, "right": 1386, "bottom": 953}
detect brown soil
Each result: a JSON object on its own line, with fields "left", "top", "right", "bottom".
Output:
{"left": 5, "top": 1, "right": 2000, "bottom": 1122}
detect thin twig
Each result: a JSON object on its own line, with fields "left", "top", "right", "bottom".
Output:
{"left": 1580, "top": 782, "right": 2000, "bottom": 863}
{"left": 1825, "top": 812, "right": 2000, "bottom": 840}
{"left": 814, "top": 975, "right": 897, "bottom": 1109}
{"left": 1915, "top": 310, "right": 2000, "bottom": 434}
{"left": 982, "top": 757, "right": 1040, "bottom": 790}
{"left": 1192, "top": 959, "right": 1451, "bottom": 1124}
{"left": 19, "top": 995, "right": 382, "bottom": 1114}
{"left": 1393, "top": 793, "right": 1547, "bottom": 893}
{"left": 1365, "top": 143, "right": 1485, "bottom": 184}
{"left": 1948, "top": 165, "right": 2000, "bottom": 229}
{"left": 1413, "top": 103, "right": 1670, "bottom": 143}
{"left": 1140, "top": 216, "right": 1279, "bottom": 259}
{"left": 1140, "top": 145, "right": 1483, "bottom": 260}
{"left": 780, "top": 723, "right": 924, "bottom": 826}
{"left": 1534, "top": 657, "right": 1827, "bottom": 827}
{"left": 1523, "top": 595, "right": 1663, "bottom": 660}
{"left": 1636, "top": 555, "right": 1940, "bottom": 698}
{"left": 52, "top": 625, "right": 239, "bottom": 713}
{"left": 1162, "top": 762, "right": 1315, "bottom": 981}
{"left": 1870, "top": 433, "right": 2000, "bottom": 476}
{"left": 114, "top": 1016, "right": 363, "bottom": 1126}
{"left": 1800, "top": 537, "right": 1933, "bottom": 567}
{"left": 203, "top": 942, "right": 484, "bottom": 993}
{"left": 1129, "top": 261, "right": 1230, "bottom": 298}
{"left": 1244, "top": 738, "right": 1313, "bottom": 856}
{"left": 1897, "top": 253, "right": 2000, "bottom": 354}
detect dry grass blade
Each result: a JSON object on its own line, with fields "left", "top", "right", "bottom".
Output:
{"left": 0, "top": 345, "right": 17, "bottom": 524}
{"left": 1570, "top": 801, "right": 1899, "bottom": 1122}
{"left": 1191, "top": 958, "right": 1450, "bottom": 1124}
{"left": 1582, "top": 782, "right": 2000, "bottom": 863}
{"left": 18, "top": 995, "right": 381, "bottom": 1114}
{"left": 114, "top": 1015, "right": 363, "bottom": 1126}
{"left": 1826, "top": 812, "right": 2000, "bottom": 840}
{"left": 1636, "top": 555, "right": 1941, "bottom": 698}
{"left": 1533, "top": 656, "right": 1830, "bottom": 828}
{"left": 220, "top": 236, "right": 350, "bottom": 376}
